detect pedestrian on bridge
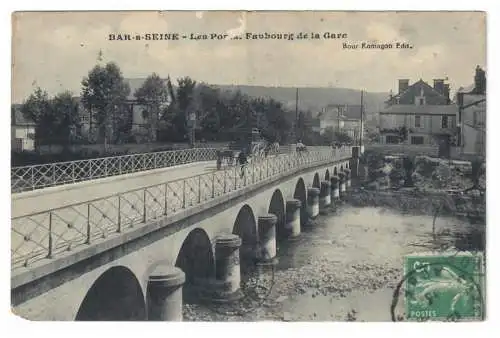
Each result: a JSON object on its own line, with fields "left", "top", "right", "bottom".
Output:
{"left": 238, "top": 149, "right": 248, "bottom": 178}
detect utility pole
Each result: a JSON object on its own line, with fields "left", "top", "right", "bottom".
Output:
{"left": 360, "top": 90, "right": 364, "bottom": 147}
{"left": 295, "top": 88, "right": 299, "bottom": 142}
{"left": 337, "top": 105, "right": 341, "bottom": 132}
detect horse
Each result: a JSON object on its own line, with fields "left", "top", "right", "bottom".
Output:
{"left": 296, "top": 142, "right": 308, "bottom": 154}
{"left": 263, "top": 141, "right": 280, "bottom": 157}
{"left": 251, "top": 141, "right": 267, "bottom": 160}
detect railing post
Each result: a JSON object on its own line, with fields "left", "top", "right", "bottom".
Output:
{"left": 198, "top": 176, "right": 202, "bottom": 203}
{"left": 212, "top": 172, "right": 215, "bottom": 198}
{"left": 119, "top": 157, "right": 122, "bottom": 175}
{"left": 31, "top": 167, "right": 34, "bottom": 190}
{"left": 252, "top": 161, "right": 255, "bottom": 184}
{"left": 143, "top": 189, "right": 147, "bottom": 222}
{"left": 117, "top": 195, "right": 121, "bottom": 233}
{"left": 72, "top": 163, "right": 75, "bottom": 183}
{"left": 223, "top": 168, "right": 227, "bottom": 193}
{"left": 47, "top": 211, "right": 53, "bottom": 259}
{"left": 52, "top": 164, "right": 56, "bottom": 185}
{"left": 234, "top": 166, "right": 237, "bottom": 188}
{"left": 182, "top": 180, "right": 186, "bottom": 209}
{"left": 164, "top": 183, "right": 168, "bottom": 215}
{"left": 86, "top": 204, "right": 91, "bottom": 244}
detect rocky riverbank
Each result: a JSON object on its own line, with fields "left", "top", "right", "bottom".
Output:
{"left": 182, "top": 204, "right": 484, "bottom": 322}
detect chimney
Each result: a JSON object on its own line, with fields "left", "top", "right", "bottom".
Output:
{"left": 398, "top": 79, "right": 409, "bottom": 94}
{"left": 433, "top": 79, "right": 445, "bottom": 94}
{"left": 443, "top": 84, "right": 450, "bottom": 104}
{"left": 474, "top": 65, "right": 486, "bottom": 94}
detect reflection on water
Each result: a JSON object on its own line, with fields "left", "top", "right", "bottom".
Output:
{"left": 184, "top": 203, "right": 485, "bottom": 321}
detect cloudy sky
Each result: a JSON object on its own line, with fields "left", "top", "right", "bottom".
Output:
{"left": 11, "top": 11, "right": 486, "bottom": 103}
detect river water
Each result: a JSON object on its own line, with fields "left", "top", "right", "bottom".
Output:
{"left": 183, "top": 203, "right": 485, "bottom": 322}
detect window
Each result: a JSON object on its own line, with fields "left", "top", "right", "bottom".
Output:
{"left": 415, "top": 115, "right": 421, "bottom": 128}
{"left": 411, "top": 136, "right": 424, "bottom": 145}
{"left": 386, "top": 135, "right": 399, "bottom": 144}
{"left": 441, "top": 116, "right": 448, "bottom": 128}
{"left": 419, "top": 98, "right": 424, "bottom": 105}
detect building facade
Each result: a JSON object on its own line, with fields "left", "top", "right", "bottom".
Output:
{"left": 314, "top": 104, "right": 364, "bottom": 143}
{"left": 11, "top": 105, "right": 36, "bottom": 151}
{"left": 456, "top": 66, "right": 486, "bottom": 158}
{"left": 379, "top": 78, "right": 457, "bottom": 152}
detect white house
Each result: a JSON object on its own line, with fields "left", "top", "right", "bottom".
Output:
{"left": 11, "top": 105, "right": 36, "bottom": 151}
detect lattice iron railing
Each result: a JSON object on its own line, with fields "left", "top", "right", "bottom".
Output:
{"left": 11, "top": 148, "right": 220, "bottom": 193}
{"left": 11, "top": 146, "right": 353, "bottom": 270}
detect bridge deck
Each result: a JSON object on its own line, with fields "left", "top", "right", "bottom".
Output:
{"left": 11, "top": 150, "right": 351, "bottom": 270}
{"left": 12, "top": 161, "right": 216, "bottom": 218}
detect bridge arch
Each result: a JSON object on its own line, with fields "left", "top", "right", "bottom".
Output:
{"left": 293, "top": 178, "right": 307, "bottom": 227}
{"left": 268, "top": 189, "right": 286, "bottom": 240}
{"left": 75, "top": 266, "right": 146, "bottom": 321}
{"left": 175, "top": 228, "right": 215, "bottom": 303}
{"left": 312, "top": 173, "right": 320, "bottom": 189}
{"left": 325, "top": 169, "right": 330, "bottom": 182}
{"left": 233, "top": 204, "right": 257, "bottom": 272}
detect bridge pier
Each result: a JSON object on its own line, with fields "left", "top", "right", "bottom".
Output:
{"left": 307, "top": 187, "right": 320, "bottom": 220}
{"left": 257, "top": 214, "right": 278, "bottom": 264}
{"left": 147, "top": 266, "right": 185, "bottom": 321}
{"left": 338, "top": 172, "right": 346, "bottom": 199}
{"left": 330, "top": 176, "right": 340, "bottom": 201}
{"left": 285, "top": 199, "right": 301, "bottom": 238}
{"left": 319, "top": 181, "right": 331, "bottom": 214}
{"left": 211, "top": 234, "right": 243, "bottom": 302}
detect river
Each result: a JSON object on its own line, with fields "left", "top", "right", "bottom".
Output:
{"left": 183, "top": 203, "right": 485, "bottom": 322}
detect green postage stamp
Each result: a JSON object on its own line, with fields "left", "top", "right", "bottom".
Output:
{"left": 404, "top": 252, "right": 485, "bottom": 321}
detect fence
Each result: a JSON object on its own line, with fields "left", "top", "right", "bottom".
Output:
{"left": 11, "top": 146, "right": 352, "bottom": 270}
{"left": 11, "top": 148, "right": 220, "bottom": 193}
{"left": 35, "top": 141, "right": 229, "bottom": 155}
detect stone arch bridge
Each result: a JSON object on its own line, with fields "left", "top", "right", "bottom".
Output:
{"left": 11, "top": 147, "right": 358, "bottom": 321}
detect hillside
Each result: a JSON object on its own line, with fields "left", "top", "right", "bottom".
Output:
{"left": 213, "top": 85, "right": 388, "bottom": 115}
{"left": 126, "top": 78, "right": 388, "bottom": 118}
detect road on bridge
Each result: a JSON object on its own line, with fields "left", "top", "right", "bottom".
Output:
{"left": 11, "top": 154, "right": 295, "bottom": 269}
{"left": 12, "top": 161, "right": 217, "bottom": 218}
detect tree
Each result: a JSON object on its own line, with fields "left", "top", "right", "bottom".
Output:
{"left": 51, "top": 91, "right": 81, "bottom": 147}
{"left": 172, "top": 76, "right": 197, "bottom": 144}
{"left": 21, "top": 87, "right": 54, "bottom": 148}
{"left": 134, "top": 73, "right": 169, "bottom": 142}
{"left": 81, "top": 62, "right": 131, "bottom": 146}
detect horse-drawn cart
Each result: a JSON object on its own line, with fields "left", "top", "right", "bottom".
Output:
{"left": 216, "top": 128, "right": 263, "bottom": 170}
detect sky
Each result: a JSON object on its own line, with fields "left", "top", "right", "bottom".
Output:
{"left": 11, "top": 11, "right": 486, "bottom": 103}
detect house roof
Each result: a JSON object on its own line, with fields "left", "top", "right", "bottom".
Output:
{"left": 457, "top": 84, "right": 475, "bottom": 94}
{"left": 385, "top": 79, "right": 451, "bottom": 105}
{"left": 380, "top": 104, "right": 457, "bottom": 115}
